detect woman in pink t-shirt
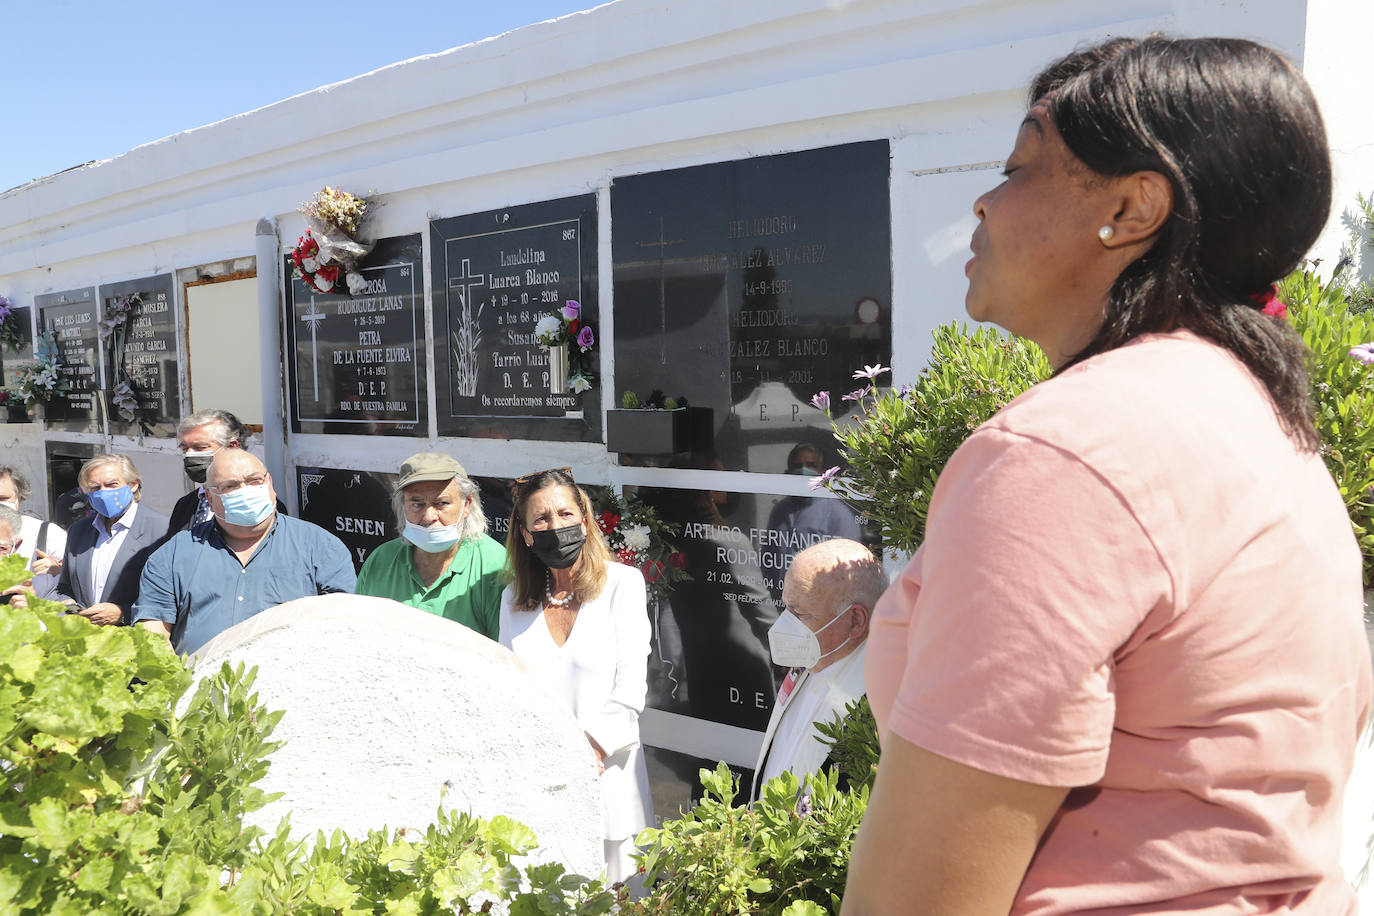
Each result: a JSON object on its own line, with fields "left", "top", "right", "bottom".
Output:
{"left": 842, "top": 37, "right": 1373, "bottom": 916}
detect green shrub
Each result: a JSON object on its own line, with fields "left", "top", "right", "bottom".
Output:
{"left": 1282, "top": 269, "right": 1374, "bottom": 587}
{"left": 0, "top": 554, "right": 618, "bottom": 914}
{"left": 631, "top": 764, "right": 866, "bottom": 916}
{"left": 812, "top": 698, "right": 880, "bottom": 795}
{"left": 818, "top": 325, "right": 1050, "bottom": 555}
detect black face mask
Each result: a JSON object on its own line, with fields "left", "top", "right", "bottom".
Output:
{"left": 529, "top": 523, "right": 586, "bottom": 569}
{"left": 183, "top": 453, "right": 214, "bottom": 484}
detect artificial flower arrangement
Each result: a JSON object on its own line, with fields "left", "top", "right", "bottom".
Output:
{"left": 291, "top": 187, "right": 374, "bottom": 295}
{"left": 0, "top": 296, "right": 22, "bottom": 352}
{"left": 11, "top": 332, "right": 70, "bottom": 410}
{"left": 100, "top": 294, "right": 142, "bottom": 421}
{"left": 534, "top": 299, "right": 596, "bottom": 393}
{"left": 592, "top": 489, "right": 691, "bottom": 601}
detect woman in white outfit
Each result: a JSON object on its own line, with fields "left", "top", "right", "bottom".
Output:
{"left": 498, "top": 468, "right": 653, "bottom": 886}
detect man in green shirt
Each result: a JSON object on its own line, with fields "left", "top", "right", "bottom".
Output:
{"left": 356, "top": 452, "right": 507, "bottom": 639}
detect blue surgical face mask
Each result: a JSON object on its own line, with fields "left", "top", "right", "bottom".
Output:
{"left": 88, "top": 485, "right": 134, "bottom": 519}
{"left": 217, "top": 484, "right": 275, "bottom": 527}
{"left": 403, "top": 520, "right": 463, "bottom": 553}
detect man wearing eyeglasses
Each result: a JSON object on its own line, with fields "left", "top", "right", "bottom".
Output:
{"left": 132, "top": 449, "right": 355, "bottom": 654}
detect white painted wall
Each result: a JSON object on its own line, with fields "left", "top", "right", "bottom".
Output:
{"left": 1, "top": 0, "right": 1368, "bottom": 827}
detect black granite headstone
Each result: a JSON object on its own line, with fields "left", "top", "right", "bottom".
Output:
{"left": 296, "top": 466, "right": 399, "bottom": 571}
{"left": 429, "top": 195, "right": 600, "bottom": 441}
{"left": 285, "top": 234, "right": 427, "bottom": 436}
{"left": 0, "top": 304, "right": 34, "bottom": 420}
{"left": 99, "top": 274, "right": 179, "bottom": 438}
{"left": 633, "top": 485, "right": 872, "bottom": 732}
{"left": 34, "top": 288, "right": 102, "bottom": 433}
{"left": 612, "top": 142, "right": 892, "bottom": 472}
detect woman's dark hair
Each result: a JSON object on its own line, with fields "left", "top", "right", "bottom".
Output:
{"left": 1032, "top": 36, "right": 1328, "bottom": 448}
{"left": 504, "top": 468, "right": 609, "bottom": 610}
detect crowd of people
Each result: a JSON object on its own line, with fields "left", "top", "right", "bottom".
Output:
{"left": 2, "top": 33, "right": 1371, "bottom": 914}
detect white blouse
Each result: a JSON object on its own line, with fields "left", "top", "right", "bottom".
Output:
{"left": 499, "top": 561, "right": 654, "bottom": 840}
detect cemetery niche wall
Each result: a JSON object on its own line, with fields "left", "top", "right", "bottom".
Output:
{"left": 297, "top": 466, "right": 399, "bottom": 572}
{"left": 34, "top": 288, "right": 102, "bottom": 433}
{"left": 0, "top": 303, "right": 33, "bottom": 422}
{"left": 285, "top": 234, "right": 427, "bottom": 436}
{"left": 429, "top": 195, "right": 600, "bottom": 442}
{"left": 99, "top": 274, "right": 179, "bottom": 438}
{"left": 611, "top": 141, "right": 892, "bottom": 473}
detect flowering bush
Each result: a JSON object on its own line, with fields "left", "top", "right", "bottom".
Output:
{"left": 10, "top": 332, "right": 71, "bottom": 410}
{"left": 1281, "top": 268, "right": 1374, "bottom": 587}
{"left": 535, "top": 299, "right": 596, "bottom": 393}
{"left": 293, "top": 187, "right": 373, "bottom": 295}
{"left": 812, "top": 327, "right": 1050, "bottom": 555}
{"left": 0, "top": 295, "right": 22, "bottom": 351}
{"left": 592, "top": 489, "right": 689, "bottom": 601}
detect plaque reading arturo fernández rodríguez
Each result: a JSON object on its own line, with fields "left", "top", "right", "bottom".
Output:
{"left": 285, "top": 234, "right": 426, "bottom": 436}
{"left": 429, "top": 195, "right": 600, "bottom": 442}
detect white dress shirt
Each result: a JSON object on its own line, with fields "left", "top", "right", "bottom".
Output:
{"left": 90, "top": 502, "right": 139, "bottom": 603}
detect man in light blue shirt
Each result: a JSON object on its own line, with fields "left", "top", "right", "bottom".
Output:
{"left": 133, "top": 450, "right": 355, "bottom": 654}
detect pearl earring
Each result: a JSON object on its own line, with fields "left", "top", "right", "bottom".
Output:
{"left": 1098, "top": 225, "right": 1115, "bottom": 242}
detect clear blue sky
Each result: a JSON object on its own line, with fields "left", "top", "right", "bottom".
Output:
{"left": 0, "top": 0, "right": 601, "bottom": 192}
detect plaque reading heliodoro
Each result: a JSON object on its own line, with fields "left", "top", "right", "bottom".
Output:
{"left": 429, "top": 195, "right": 600, "bottom": 441}
{"left": 612, "top": 142, "right": 892, "bottom": 472}
{"left": 285, "top": 234, "right": 426, "bottom": 436}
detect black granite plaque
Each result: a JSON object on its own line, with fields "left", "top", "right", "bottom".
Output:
{"left": 429, "top": 195, "right": 600, "bottom": 441}
{"left": 34, "top": 288, "right": 102, "bottom": 433}
{"left": 612, "top": 142, "right": 891, "bottom": 472}
{"left": 296, "top": 466, "right": 399, "bottom": 571}
{"left": 633, "top": 485, "right": 873, "bottom": 732}
{"left": 285, "top": 234, "right": 426, "bottom": 436}
{"left": 99, "top": 274, "right": 179, "bottom": 438}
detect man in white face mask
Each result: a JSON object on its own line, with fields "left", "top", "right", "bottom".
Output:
{"left": 133, "top": 450, "right": 355, "bottom": 654}
{"left": 751, "top": 537, "right": 886, "bottom": 801}
{"left": 354, "top": 452, "right": 507, "bottom": 640}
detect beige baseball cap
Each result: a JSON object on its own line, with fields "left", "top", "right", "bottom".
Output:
{"left": 397, "top": 452, "right": 467, "bottom": 490}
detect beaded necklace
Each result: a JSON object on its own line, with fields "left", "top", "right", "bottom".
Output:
{"left": 545, "top": 571, "right": 575, "bottom": 608}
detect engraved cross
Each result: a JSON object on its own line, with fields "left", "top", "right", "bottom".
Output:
{"left": 301, "top": 297, "right": 327, "bottom": 402}
{"left": 448, "top": 258, "right": 487, "bottom": 314}
{"left": 637, "top": 216, "right": 685, "bottom": 365}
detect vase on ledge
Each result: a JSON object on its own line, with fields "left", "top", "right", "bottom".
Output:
{"left": 547, "top": 344, "right": 570, "bottom": 395}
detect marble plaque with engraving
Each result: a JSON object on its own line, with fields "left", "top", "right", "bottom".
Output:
{"left": 612, "top": 142, "right": 891, "bottom": 472}
{"left": 429, "top": 195, "right": 600, "bottom": 441}
{"left": 0, "top": 305, "right": 34, "bottom": 401}
{"left": 286, "top": 235, "right": 426, "bottom": 436}
{"left": 100, "top": 275, "right": 179, "bottom": 438}
{"left": 35, "top": 288, "right": 102, "bottom": 433}
{"left": 296, "top": 466, "right": 399, "bottom": 571}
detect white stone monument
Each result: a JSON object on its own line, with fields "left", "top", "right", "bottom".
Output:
{"left": 190, "top": 593, "right": 604, "bottom": 878}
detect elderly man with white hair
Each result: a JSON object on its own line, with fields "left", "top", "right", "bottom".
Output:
{"left": 0, "top": 504, "right": 60, "bottom": 606}
{"left": 751, "top": 537, "right": 887, "bottom": 801}
{"left": 355, "top": 452, "right": 507, "bottom": 640}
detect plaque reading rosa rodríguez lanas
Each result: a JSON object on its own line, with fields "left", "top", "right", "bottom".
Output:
{"left": 285, "top": 234, "right": 426, "bottom": 436}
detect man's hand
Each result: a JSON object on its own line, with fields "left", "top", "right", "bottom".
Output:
{"left": 3, "top": 581, "right": 33, "bottom": 609}
{"left": 31, "top": 549, "right": 60, "bottom": 576}
{"left": 78, "top": 602, "right": 123, "bottom": 626}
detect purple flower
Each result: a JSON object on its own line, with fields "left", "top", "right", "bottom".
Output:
{"left": 852, "top": 363, "right": 891, "bottom": 381}
{"left": 577, "top": 326, "right": 595, "bottom": 349}
{"left": 795, "top": 790, "right": 813, "bottom": 818}
{"left": 898, "top": 384, "right": 915, "bottom": 399}
{"left": 562, "top": 300, "right": 581, "bottom": 322}
{"left": 810, "top": 391, "right": 830, "bottom": 411}
{"left": 808, "top": 466, "right": 840, "bottom": 491}
{"left": 1350, "top": 343, "right": 1374, "bottom": 366}
{"left": 841, "top": 386, "right": 871, "bottom": 402}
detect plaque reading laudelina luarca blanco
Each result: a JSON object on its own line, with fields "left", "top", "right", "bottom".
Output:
{"left": 431, "top": 195, "right": 598, "bottom": 438}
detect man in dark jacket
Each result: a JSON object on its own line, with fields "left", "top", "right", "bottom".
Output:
{"left": 54, "top": 454, "right": 168, "bottom": 625}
